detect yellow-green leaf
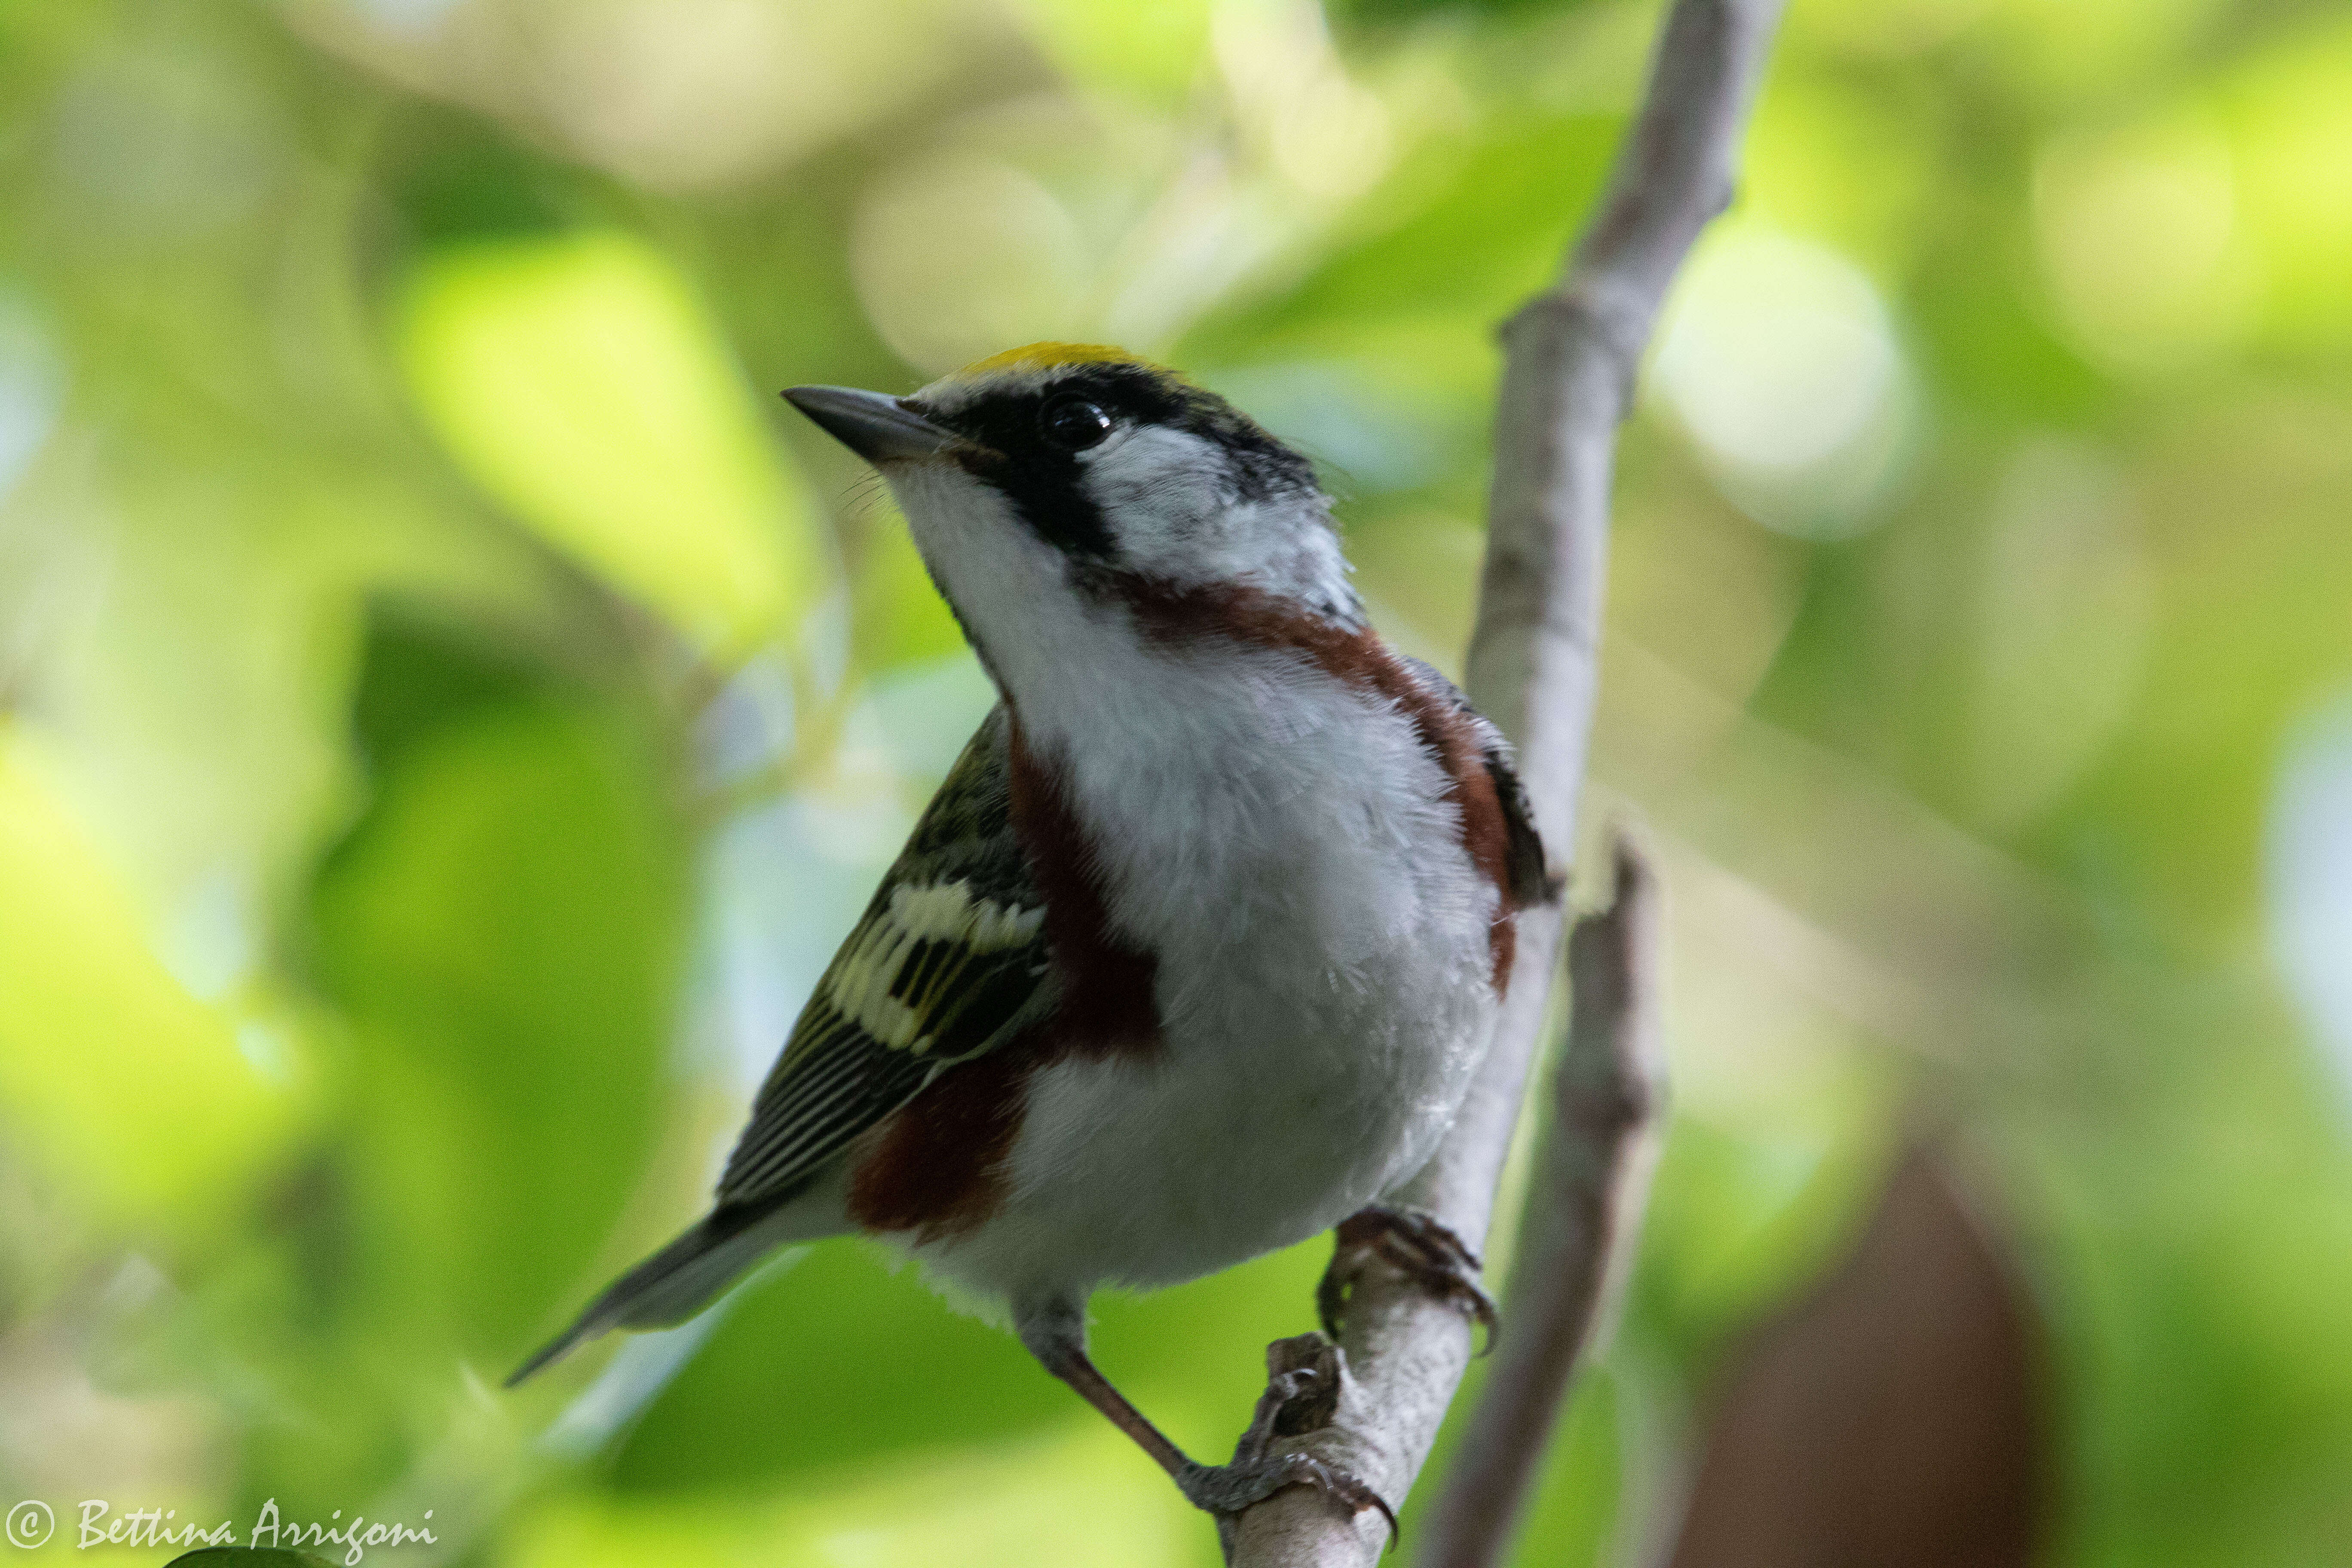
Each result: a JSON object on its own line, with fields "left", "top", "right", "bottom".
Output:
{"left": 399, "top": 232, "right": 821, "bottom": 659}
{"left": 0, "top": 722, "right": 291, "bottom": 1228}
{"left": 852, "top": 510, "right": 967, "bottom": 672}
{"left": 1009, "top": 0, "right": 1213, "bottom": 107}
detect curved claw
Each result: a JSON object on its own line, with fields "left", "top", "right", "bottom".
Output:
{"left": 1179, "top": 1452, "right": 1398, "bottom": 1545}
{"left": 1318, "top": 1205, "right": 1499, "bottom": 1354}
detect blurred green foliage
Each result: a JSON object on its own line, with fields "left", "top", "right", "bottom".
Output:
{"left": 2, "top": 0, "right": 2351, "bottom": 1565}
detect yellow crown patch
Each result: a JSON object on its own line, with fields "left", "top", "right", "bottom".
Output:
{"left": 955, "top": 341, "right": 1152, "bottom": 377}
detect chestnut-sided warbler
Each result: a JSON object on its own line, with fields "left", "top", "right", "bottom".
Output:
{"left": 512, "top": 344, "right": 1547, "bottom": 1526}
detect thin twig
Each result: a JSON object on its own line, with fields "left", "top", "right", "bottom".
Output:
{"left": 1224, "top": 3, "right": 1783, "bottom": 1562}
{"left": 1414, "top": 830, "right": 1667, "bottom": 1568}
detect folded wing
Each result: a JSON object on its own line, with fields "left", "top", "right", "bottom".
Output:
{"left": 714, "top": 705, "right": 1056, "bottom": 1210}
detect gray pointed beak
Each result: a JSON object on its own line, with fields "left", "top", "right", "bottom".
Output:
{"left": 782, "top": 385, "right": 961, "bottom": 464}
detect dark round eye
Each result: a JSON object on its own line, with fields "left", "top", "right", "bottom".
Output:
{"left": 1039, "top": 395, "right": 1112, "bottom": 452}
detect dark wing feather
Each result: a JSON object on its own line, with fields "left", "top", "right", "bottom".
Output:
{"left": 713, "top": 706, "right": 1054, "bottom": 1210}
{"left": 1483, "top": 739, "right": 1552, "bottom": 907}
{"left": 1400, "top": 655, "right": 1554, "bottom": 908}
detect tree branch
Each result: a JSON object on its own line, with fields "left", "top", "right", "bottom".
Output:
{"left": 1224, "top": 3, "right": 1784, "bottom": 1562}
{"left": 1414, "top": 831, "right": 1667, "bottom": 1568}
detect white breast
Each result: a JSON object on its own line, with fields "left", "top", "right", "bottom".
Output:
{"left": 886, "top": 466, "right": 1501, "bottom": 1312}
{"left": 900, "top": 524, "right": 1493, "bottom": 1307}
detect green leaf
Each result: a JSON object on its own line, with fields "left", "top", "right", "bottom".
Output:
{"left": 851, "top": 511, "right": 966, "bottom": 673}
{"left": 308, "top": 612, "right": 690, "bottom": 1361}
{"left": 0, "top": 720, "right": 295, "bottom": 1229}
{"left": 608, "top": 1238, "right": 1070, "bottom": 1491}
{"left": 510, "top": 1429, "right": 1197, "bottom": 1568}
{"left": 1185, "top": 110, "right": 1619, "bottom": 361}
{"left": 609, "top": 1233, "right": 1336, "bottom": 1497}
{"left": 2221, "top": 15, "right": 2352, "bottom": 349}
{"left": 1007, "top": 0, "right": 1214, "bottom": 107}
{"left": 399, "top": 232, "right": 823, "bottom": 660}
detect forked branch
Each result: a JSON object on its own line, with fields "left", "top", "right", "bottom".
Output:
{"left": 1414, "top": 832, "right": 1667, "bottom": 1568}
{"left": 1223, "top": 2, "right": 1785, "bottom": 1562}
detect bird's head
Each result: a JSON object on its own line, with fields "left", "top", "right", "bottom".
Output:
{"left": 785, "top": 344, "right": 1359, "bottom": 690}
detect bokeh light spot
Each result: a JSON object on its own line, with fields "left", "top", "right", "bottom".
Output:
{"left": 1654, "top": 227, "right": 1914, "bottom": 538}
{"left": 2268, "top": 694, "right": 2352, "bottom": 1117}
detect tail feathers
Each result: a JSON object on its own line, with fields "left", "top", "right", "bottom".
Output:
{"left": 506, "top": 1205, "right": 794, "bottom": 1388}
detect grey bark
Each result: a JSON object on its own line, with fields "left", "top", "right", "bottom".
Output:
{"left": 1415, "top": 833, "right": 1667, "bottom": 1568}
{"left": 1224, "top": 3, "right": 1786, "bottom": 1563}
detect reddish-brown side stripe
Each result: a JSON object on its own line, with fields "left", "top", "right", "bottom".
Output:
{"left": 845, "top": 720, "right": 1166, "bottom": 1243}
{"left": 843, "top": 1042, "right": 1034, "bottom": 1241}
{"left": 1002, "top": 721, "right": 1167, "bottom": 1062}
{"left": 1117, "top": 577, "right": 1525, "bottom": 992}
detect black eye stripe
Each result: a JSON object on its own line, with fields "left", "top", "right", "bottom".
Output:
{"left": 912, "top": 363, "right": 1318, "bottom": 560}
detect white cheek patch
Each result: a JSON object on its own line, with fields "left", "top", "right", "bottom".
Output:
{"left": 1080, "top": 426, "right": 1237, "bottom": 577}
{"left": 1083, "top": 429, "right": 1357, "bottom": 619}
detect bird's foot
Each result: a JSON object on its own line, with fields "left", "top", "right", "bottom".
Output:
{"left": 1176, "top": 1451, "right": 1393, "bottom": 1528}
{"left": 1189, "top": 1335, "right": 1396, "bottom": 1547}
{"left": 1317, "top": 1204, "right": 1498, "bottom": 1352}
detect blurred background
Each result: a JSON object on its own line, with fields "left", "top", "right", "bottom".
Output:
{"left": 2, "top": 0, "right": 2350, "bottom": 1563}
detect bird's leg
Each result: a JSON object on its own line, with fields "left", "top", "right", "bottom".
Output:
{"left": 1016, "top": 1301, "right": 1394, "bottom": 1537}
{"left": 1317, "top": 1204, "right": 1499, "bottom": 1351}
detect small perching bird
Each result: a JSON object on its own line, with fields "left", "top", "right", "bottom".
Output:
{"left": 511, "top": 343, "right": 1547, "bottom": 1525}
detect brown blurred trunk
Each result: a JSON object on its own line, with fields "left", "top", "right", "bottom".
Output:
{"left": 1665, "top": 1146, "right": 2046, "bottom": 1568}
